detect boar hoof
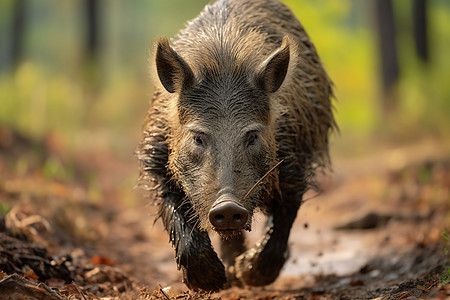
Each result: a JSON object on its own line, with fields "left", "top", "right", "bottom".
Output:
{"left": 234, "top": 245, "right": 288, "bottom": 286}
{"left": 179, "top": 252, "right": 227, "bottom": 292}
{"left": 223, "top": 265, "right": 243, "bottom": 288}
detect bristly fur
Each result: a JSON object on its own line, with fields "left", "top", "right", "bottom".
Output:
{"left": 136, "top": 0, "right": 336, "bottom": 206}
{"left": 136, "top": 0, "right": 337, "bottom": 291}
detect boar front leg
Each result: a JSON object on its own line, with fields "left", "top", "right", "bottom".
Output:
{"left": 220, "top": 233, "right": 246, "bottom": 267}
{"left": 220, "top": 233, "right": 246, "bottom": 286}
{"left": 159, "top": 183, "right": 227, "bottom": 291}
{"left": 234, "top": 193, "right": 301, "bottom": 286}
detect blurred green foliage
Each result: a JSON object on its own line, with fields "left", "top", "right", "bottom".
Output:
{"left": 286, "top": 0, "right": 450, "bottom": 153}
{"left": 0, "top": 203, "right": 12, "bottom": 217}
{"left": 0, "top": 0, "right": 449, "bottom": 158}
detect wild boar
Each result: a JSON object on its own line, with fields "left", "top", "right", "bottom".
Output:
{"left": 136, "top": 0, "right": 336, "bottom": 292}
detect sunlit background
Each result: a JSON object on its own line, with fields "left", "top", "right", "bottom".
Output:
{"left": 1, "top": 0, "right": 449, "bottom": 203}
{"left": 0, "top": 1, "right": 449, "bottom": 297}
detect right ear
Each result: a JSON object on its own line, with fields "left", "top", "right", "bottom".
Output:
{"left": 155, "top": 37, "right": 195, "bottom": 93}
{"left": 254, "top": 36, "right": 291, "bottom": 94}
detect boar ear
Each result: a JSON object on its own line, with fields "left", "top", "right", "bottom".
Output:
{"left": 155, "top": 37, "right": 195, "bottom": 93}
{"left": 255, "top": 36, "right": 290, "bottom": 93}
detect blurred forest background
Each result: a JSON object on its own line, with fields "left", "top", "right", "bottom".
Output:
{"left": 1, "top": 1, "right": 450, "bottom": 298}
{"left": 0, "top": 0, "right": 449, "bottom": 204}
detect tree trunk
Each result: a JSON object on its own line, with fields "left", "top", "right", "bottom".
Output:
{"left": 413, "top": 0, "right": 429, "bottom": 62}
{"left": 374, "top": 0, "right": 399, "bottom": 114}
{"left": 11, "top": 0, "right": 26, "bottom": 69}
{"left": 85, "top": 0, "right": 99, "bottom": 62}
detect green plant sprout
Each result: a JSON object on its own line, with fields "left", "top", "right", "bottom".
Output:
{"left": 440, "top": 228, "right": 450, "bottom": 286}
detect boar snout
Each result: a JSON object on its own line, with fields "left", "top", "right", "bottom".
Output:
{"left": 209, "top": 196, "right": 249, "bottom": 232}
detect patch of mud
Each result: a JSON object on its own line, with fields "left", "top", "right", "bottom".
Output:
{"left": 0, "top": 132, "right": 449, "bottom": 299}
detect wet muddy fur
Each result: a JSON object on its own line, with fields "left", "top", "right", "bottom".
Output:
{"left": 136, "top": 0, "right": 336, "bottom": 291}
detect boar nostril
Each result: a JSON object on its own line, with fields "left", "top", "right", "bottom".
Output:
{"left": 214, "top": 214, "right": 225, "bottom": 222}
{"left": 209, "top": 201, "right": 248, "bottom": 230}
{"left": 233, "top": 214, "right": 241, "bottom": 222}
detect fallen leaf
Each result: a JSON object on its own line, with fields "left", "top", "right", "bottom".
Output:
{"left": 91, "top": 254, "right": 116, "bottom": 266}
{"left": 24, "top": 269, "right": 39, "bottom": 281}
{"left": 45, "top": 277, "right": 66, "bottom": 289}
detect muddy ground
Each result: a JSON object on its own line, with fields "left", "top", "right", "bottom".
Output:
{"left": 0, "top": 127, "right": 449, "bottom": 299}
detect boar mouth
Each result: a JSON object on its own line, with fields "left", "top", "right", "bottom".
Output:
{"left": 213, "top": 224, "right": 251, "bottom": 239}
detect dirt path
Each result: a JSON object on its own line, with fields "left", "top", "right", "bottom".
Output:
{"left": 0, "top": 132, "right": 449, "bottom": 299}
{"left": 112, "top": 141, "right": 450, "bottom": 299}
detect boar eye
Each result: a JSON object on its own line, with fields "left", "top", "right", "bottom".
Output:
{"left": 247, "top": 131, "right": 258, "bottom": 147}
{"left": 193, "top": 135, "right": 203, "bottom": 146}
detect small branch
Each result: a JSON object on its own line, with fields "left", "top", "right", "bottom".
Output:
{"left": 72, "top": 281, "right": 87, "bottom": 300}
{"left": 159, "top": 284, "right": 171, "bottom": 300}
{"left": 242, "top": 159, "right": 284, "bottom": 201}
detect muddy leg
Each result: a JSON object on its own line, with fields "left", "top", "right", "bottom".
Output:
{"left": 159, "top": 184, "right": 227, "bottom": 291}
{"left": 220, "top": 233, "right": 246, "bottom": 286}
{"left": 234, "top": 195, "right": 301, "bottom": 286}
{"left": 220, "top": 233, "right": 246, "bottom": 266}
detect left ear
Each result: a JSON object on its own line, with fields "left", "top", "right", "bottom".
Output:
{"left": 155, "top": 36, "right": 195, "bottom": 93}
{"left": 255, "top": 36, "right": 291, "bottom": 93}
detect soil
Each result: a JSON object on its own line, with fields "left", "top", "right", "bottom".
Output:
{"left": 0, "top": 127, "right": 449, "bottom": 299}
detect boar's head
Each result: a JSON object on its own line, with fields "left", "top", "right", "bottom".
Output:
{"left": 154, "top": 36, "right": 292, "bottom": 238}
